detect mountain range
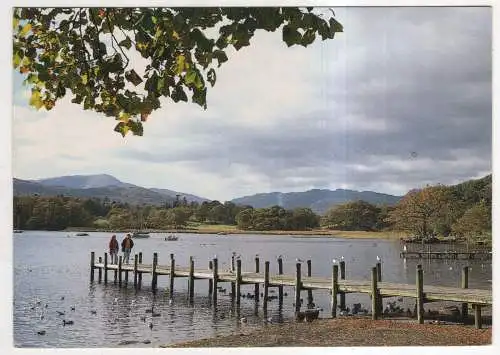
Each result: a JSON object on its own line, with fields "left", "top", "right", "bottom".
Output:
{"left": 13, "top": 174, "right": 402, "bottom": 214}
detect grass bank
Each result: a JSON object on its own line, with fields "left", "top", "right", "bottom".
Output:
{"left": 164, "top": 318, "right": 491, "bottom": 347}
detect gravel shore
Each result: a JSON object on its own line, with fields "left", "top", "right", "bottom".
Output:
{"left": 164, "top": 318, "right": 492, "bottom": 347}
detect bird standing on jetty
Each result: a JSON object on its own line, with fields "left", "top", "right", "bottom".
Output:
{"left": 376, "top": 256, "right": 381, "bottom": 262}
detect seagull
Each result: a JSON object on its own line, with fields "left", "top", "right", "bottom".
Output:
{"left": 240, "top": 317, "right": 247, "bottom": 324}
{"left": 169, "top": 299, "right": 173, "bottom": 305}
{"left": 449, "top": 266, "right": 453, "bottom": 271}
{"left": 341, "top": 256, "right": 345, "bottom": 261}
{"left": 332, "top": 259, "right": 337, "bottom": 264}
{"left": 376, "top": 256, "right": 381, "bottom": 262}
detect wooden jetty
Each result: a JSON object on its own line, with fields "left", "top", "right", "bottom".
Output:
{"left": 400, "top": 250, "right": 492, "bottom": 260}
{"left": 89, "top": 251, "right": 492, "bottom": 329}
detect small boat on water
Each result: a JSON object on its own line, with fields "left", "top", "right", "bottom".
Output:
{"left": 75, "top": 232, "right": 89, "bottom": 236}
{"left": 13, "top": 229, "right": 24, "bottom": 233}
{"left": 216, "top": 231, "right": 228, "bottom": 235}
{"left": 132, "top": 232, "right": 150, "bottom": 239}
{"left": 164, "top": 235, "right": 178, "bottom": 241}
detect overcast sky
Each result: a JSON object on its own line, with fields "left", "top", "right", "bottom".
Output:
{"left": 11, "top": 6, "right": 492, "bottom": 201}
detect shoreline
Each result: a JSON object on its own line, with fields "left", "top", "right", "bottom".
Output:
{"left": 162, "top": 317, "right": 492, "bottom": 347}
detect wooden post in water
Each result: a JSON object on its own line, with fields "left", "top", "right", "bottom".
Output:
{"left": 339, "top": 260, "right": 346, "bottom": 310}
{"left": 169, "top": 253, "right": 175, "bottom": 298}
{"left": 104, "top": 253, "right": 108, "bottom": 284}
{"left": 278, "top": 256, "right": 284, "bottom": 305}
{"left": 133, "top": 254, "right": 138, "bottom": 289}
{"left": 371, "top": 266, "right": 378, "bottom": 320}
{"left": 254, "top": 255, "right": 260, "bottom": 302}
{"left": 114, "top": 256, "right": 118, "bottom": 284}
{"left": 294, "top": 262, "right": 302, "bottom": 315}
{"left": 188, "top": 256, "right": 195, "bottom": 302}
{"left": 307, "top": 259, "right": 313, "bottom": 307}
{"left": 231, "top": 253, "right": 236, "bottom": 300}
{"left": 461, "top": 266, "right": 469, "bottom": 320}
{"left": 263, "top": 261, "right": 270, "bottom": 311}
{"left": 416, "top": 264, "right": 424, "bottom": 324}
{"left": 236, "top": 259, "right": 242, "bottom": 305}
{"left": 118, "top": 256, "right": 122, "bottom": 286}
{"left": 151, "top": 252, "right": 158, "bottom": 292}
{"left": 98, "top": 257, "right": 102, "bottom": 283}
{"left": 208, "top": 260, "right": 213, "bottom": 295}
{"left": 376, "top": 262, "right": 382, "bottom": 315}
{"left": 138, "top": 252, "right": 143, "bottom": 289}
{"left": 212, "top": 257, "right": 218, "bottom": 306}
{"left": 473, "top": 304, "right": 482, "bottom": 329}
{"left": 331, "top": 264, "right": 338, "bottom": 318}
{"left": 90, "top": 252, "right": 95, "bottom": 282}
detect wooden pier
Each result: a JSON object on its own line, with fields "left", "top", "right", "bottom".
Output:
{"left": 89, "top": 251, "right": 492, "bottom": 329}
{"left": 400, "top": 250, "right": 492, "bottom": 260}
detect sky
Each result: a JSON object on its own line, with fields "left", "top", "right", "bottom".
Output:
{"left": 11, "top": 6, "right": 492, "bottom": 202}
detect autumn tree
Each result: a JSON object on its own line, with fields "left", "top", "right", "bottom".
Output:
{"left": 13, "top": 7, "right": 342, "bottom": 136}
{"left": 452, "top": 202, "right": 491, "bottom": 241}
{"left": 387, "top": 186, "right": 453, "bottom": 238}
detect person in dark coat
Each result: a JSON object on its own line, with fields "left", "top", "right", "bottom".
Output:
{"left": 109, "top": 235, "right": 119, "bottom": 264}
{"left": 121, "top": 234, "right": 134, "bottom": 264}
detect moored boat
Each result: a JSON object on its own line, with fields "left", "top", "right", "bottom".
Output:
{"left": 132, "top": 232, "right": 150, "bottom": 238}
{"left": 164, "top": 234, "right": 178, "bottom": 241}
{"left": 76, "top": 232, "right": 89, "bottom": 236}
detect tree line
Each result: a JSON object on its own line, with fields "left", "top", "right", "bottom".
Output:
{"left": 13, "top": 175, "right": 491, "bottom": 242}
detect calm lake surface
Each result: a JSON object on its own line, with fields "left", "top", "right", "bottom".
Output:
{"left": 13, "top": 231, "right": 492, "bottom": 348}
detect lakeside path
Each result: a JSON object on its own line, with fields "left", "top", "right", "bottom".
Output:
{"left": 164, "top": 318, "right": 492, "bottom": 347}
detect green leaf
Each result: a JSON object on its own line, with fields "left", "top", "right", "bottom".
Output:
{"left": 127, "top": 120, "right": 144, "bottom": 136}
{"left": 125, "top": 69, "right": 143, "bottom": 86}
{"left": 118, "top": 36, "right": 132, "bottom": 49}
{"left": 207, "top": 68, "right": 216, "bottom": 87}
{"left": 171, "top": 86, "right": 187, "bottom": 102}
{"left": 184, "top": 69, "right": 197, "bottom": 85}
{"left": 213, "top": 50, "right": 228, "bottom": 67}
{"left": 301, "top": 29, "right": 316, "bottom": 47}
{"left": 114, "top": 122, "right": 129, "bottom": 137}
{"left": 29, "top": 89, "right": 43, "bottom": 110}
{"left": 81, "top": 73, "right": 88, "bottom": 85}
{"left": 175, "top": 54, "right": 186, "bottom": 75}
{"left": 13, "top": 17, "right": 19, "bottom": 30}
{"left": 13, "top": 52, "right": 22, "bottom": 68}
{"left": 282, "top": 25, "right": 301, "bottom": 47}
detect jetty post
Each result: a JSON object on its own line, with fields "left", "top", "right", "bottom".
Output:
{"left": 169, "top": 253, "right": 175, "bottom": 298}
{"left": 254, "top": 255, "right": 260, "bottom": 302}
{"left": 371, "top": 266, "right": 378, "bottom": 320}
{"left": 151, "top": 252, "right": 158, "bottom": 292}
{"left": 208, "top": 260, "right": 213, "bottom": 295}
{"left": 473, "top": 304, "right": 482, "bottom": 329}
{"left": 98, "top": 256, "right": 102, "bottom": 283}
{"left": 133, "top": 254, "right": 138, "bottom": 288}
{"left": 278, "top": 256, "right": 284, "bottom": 304}
{"left": 376, "top": 261, "right": 382, "bottom": 314}
{"left": 90, "top": 252, "right": 95, "bottom": 282}
{"left": 230, "top": 253, "right": 236, "bottom": 299}
{"left": 339, "top": 260, "right": 346, "bottom": 310}
{"left": 104, "top": 252, "right": 108, "bottom": 284}
{"left": 188, "top": 256, "right": 195, "bottom": 302}
{"left": 137, "top": 252, "right": 143, "bottom": 289}
{"left": 331, "top": 263, "right": 338, "bottom": 318}
{"left": 263, "top": 261, "right": 270, "bottom": 311}
{"left": 236, "top": 258, "right": 242, "bottom": 304}
{"left": 294, "top": 262, "right": 302, "bottom": 315}
{"left": 416, "top": 264, "right": 424, "bottom": 324}
{"left": 124, "top": 260, "right": 129, "bottom": 284}
{"left": 118, "top": 256, "right": 122, "bottom": 286}
{"left": 461, "top": 266, "right": 469, "bottom": 319}
{"left": 114, "top": 257, "right": 118, "bottom": 284}
{"left": 307, "top": 259, "right": 313, "bottom": 307}
{"left": 212, "top": 257, "right": 218, "bottom": 306}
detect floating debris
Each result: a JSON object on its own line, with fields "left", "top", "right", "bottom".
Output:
{"left": 37, "top": 330, "right": 46, "bottom": 336}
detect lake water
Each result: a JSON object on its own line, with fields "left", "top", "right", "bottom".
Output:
{"left": 13, "top": 231, "right": 492, "bottom": 348}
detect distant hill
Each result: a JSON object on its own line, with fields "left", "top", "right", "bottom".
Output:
{"left": 231, "top": 188, "right": 402, "bottom": 214}
{"left": 13, "top": 174, "right": 208, "bottom": 206}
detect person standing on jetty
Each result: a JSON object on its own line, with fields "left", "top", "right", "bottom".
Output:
{"left": 121, "top": 234, "right": 134, "bottom": 264}
{"left": 109, "top": 235, "right": 119, "bottom": 264}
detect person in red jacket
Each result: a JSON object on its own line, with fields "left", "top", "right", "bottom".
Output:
{"left": 109, "top": 235, "right": 119, "bottom": 264}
